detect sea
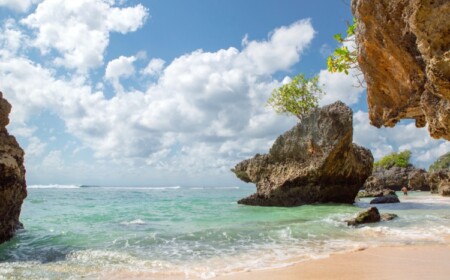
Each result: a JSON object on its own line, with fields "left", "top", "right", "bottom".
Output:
{"left": 1, "top": 185, "right": 450, "bottom": 279}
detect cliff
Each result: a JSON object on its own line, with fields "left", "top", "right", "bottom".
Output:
{"left": 0, "top": 92, "right": 27, "bottom": 244}
{"left": 232, "top": 101, "right": 373, "bottom": 206}
{"left": 363, "top": 166, "right": 430, "bottom": 193}
{"left": 352, "top": 0, "right": 450, "bottom": 140}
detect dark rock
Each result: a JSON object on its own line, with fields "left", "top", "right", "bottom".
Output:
{"left": 347, "top": 207, "right": 380, "bottom": 226}
{"left": 352, "top": 0, "right": 450, "bottom": 140}
{"left": 347, "top": 207, "right": 398, "bottom": 226}
{"left": 370, "top": 195, "right": 400, "bottom": 204}
{"left": 232, "top": 101, "right": 373, "bottom": 207}
{"left": 0, "top": 92, "right": 27, "bottom": 244}
{"left": 381, "top": 213, "right": 398, "bottom": 221}
{"left": 363, "top": 166, "right": 429, "bottom": 194}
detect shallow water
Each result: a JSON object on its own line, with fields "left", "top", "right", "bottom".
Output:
{"left": 1, "top": 186, "right": 450, "bottom": 279}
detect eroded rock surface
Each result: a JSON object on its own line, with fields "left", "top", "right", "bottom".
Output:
{"left": 363, "top": 166, "right": 430, "bottom": 194}
{"left": 232, "top": 101, "right": 373, "bottom": 206}
{"left": 352, "top": 0, "right": 450, "bottom": 140}
{"left": 0, "top": 92, "right": 27, "bottom": 244}
{"left": 428, "top": 170, "right": 450, "bottom": 196}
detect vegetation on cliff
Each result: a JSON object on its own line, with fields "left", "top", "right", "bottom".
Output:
{"left": 429, "top": 152, "right": 450, "bottom": 172}
{"left": 373, "top": 150, "right": 411, "bottom": 169}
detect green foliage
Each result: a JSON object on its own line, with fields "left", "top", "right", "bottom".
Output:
{"left": 429, "top": 152, "right": 450, "bottom": 172}
{"left": 327, "top": 19, "right": 357, "bottom": 75}
{"left": 267, "top": 74, "right": 323, "bottom": 121}
{"left": 374, "top": 150, "right": 412, "bottom": 169}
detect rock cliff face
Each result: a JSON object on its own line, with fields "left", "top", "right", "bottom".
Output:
{"left": 352, "top": 0, "right": 450, "bottom": 140}
{"left": 232, "top": 101, "right": 373, "bottom": 206}
{"left": 428, "top": 170, "right": 450, "bottom": 196}
{"left": 363, "top": 166, "right": 430, "bottom": 193}
{"left": 0, "top": 92, "right": 27, "bottom": 244}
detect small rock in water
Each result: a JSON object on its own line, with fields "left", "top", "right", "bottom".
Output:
{"left": 370, "top": 195, "right": 400, "bottom": 204}
{"left": 347, "top": 207, "right": 398, "bottom": 226}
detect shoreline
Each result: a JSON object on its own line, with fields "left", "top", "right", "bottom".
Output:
{"left": 215, "top": 243, "right": 450, "bottom": 280}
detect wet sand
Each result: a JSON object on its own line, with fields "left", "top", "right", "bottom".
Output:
{"left": 216, "top": 244, "right": 450, "bottom": 280}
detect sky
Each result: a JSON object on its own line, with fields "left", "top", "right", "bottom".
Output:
{"left": 0, "top": 0, "right": 448, "bottom": 187}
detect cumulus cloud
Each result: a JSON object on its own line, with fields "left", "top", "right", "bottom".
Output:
{"left": 0, "top": 0, "right": 40, "bottom": 12}
{"left": 21, "top": 0, "right": 148, "bottom": 72}
{"left": 142, "top": 58, "right": 165, "bottom": 77}
{"left": 1, "top": 19, "right": 313, "bottom": 178}
{"left": 353, "top": 110, "right": 450, "bottom": 168}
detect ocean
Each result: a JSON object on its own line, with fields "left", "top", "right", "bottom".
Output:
{"left": 1, "top": 185, "right": 450, "bottom": 279}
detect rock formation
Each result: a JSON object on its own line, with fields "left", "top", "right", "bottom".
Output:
{"left": 352, "top": 0, "right": 450, "bottom": 140}
{"left": 232, "top": 101, "right": 373, "bottom": 207}
{"left": 347, "top": 207, "right": 397, "bottom": 226}
{"left": 0, "top": 92, "right": 27, "bottom": 244}
{"left": 363, "top": 166, "right": 430, "bottom": 194}
{"left": 370, "top": 195, "right": 400, "bottom": 204}
{"left": 428, "top": 170, "right": 450, "bottom": 196}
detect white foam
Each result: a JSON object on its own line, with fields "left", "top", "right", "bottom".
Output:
{"left": 120, "top": 219, "right": 146, "bottom": 225}
{"left": 28, "top": 184, "right": 80, "bottom": 189}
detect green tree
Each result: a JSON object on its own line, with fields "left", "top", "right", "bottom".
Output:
{"left": 429, "top": 152, "right": 450, "bottom": 172}
{"left": 267, "top": 74, "right": 323, "bottom": 121}
{"left": 374, "top": 150, "right": 412, "bottom": 169}
{"left": 327, "top": 19, "right": 358, "bottom": 75}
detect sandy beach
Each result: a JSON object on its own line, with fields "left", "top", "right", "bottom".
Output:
{"left": 216, "top": 244, "right": 450, "bottom": 280}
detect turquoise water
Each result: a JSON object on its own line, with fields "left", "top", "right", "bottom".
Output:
{"left": 1, "top": 186, "right": 450, "bottom": 279}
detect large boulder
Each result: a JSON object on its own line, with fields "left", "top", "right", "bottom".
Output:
{"left": 232, "top": 101, "right": 373, "bottom": 206}
{"left": 352, "top": 0, "right": 450, "bottom": 140}
{"left": 363, "top": 166, "right": 430, "bottom": 193}
{"left": 0, "top": 92, "right": 27, "bottom": 244}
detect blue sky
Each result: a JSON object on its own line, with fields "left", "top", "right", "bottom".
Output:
{"left": 0, "top": 0, "right": 448, "bottom": 187}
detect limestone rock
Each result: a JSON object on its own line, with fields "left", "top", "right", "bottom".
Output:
{"left": 357, "top": 188, "right": 396, "bottom": 198}
{"left": 352, "top": 0, "right": 450, "bottom": 140}
{"left": 363, "top": 166, "right": 429, "bottom": 193}
{"left": 0, "top": 92, "right": 27, "bottom": 244}
{"left": 428, "top": 170, "right": 450, "bottom": 196}
{"left": 370, "top": 195, "right": 400, "bottom": 204}
{"left": 232, "top": 101, "right": 373, "bottom": 207}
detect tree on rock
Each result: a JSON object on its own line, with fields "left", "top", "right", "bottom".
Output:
{"left": 267, "top": 74, "right": 323, "bottom": 121}
{"left": 374, "top": 150, "right": 411, "bottom": 169}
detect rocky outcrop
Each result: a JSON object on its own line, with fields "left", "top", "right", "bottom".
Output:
{"left": 429, "top": 152, "right": 450, "bottom": 172}
{"left": 347, "top": 207, "right": 398, "bottom": 226}
{"left": 363, "top": 166, "right": 429, "bottom": 193}
{"left": 357, "top": 188, "right": 396, "bottom": 198}
{"left": 0, "top": 92, "right": 27, "bottom": 244}
{"left": 232, "top": 101, "right": 373, "bottom": 207}
{"left": 352, "top": 0, "right": 450, "bottom": 140}
{"left": 370, "top": 195, "right": 400, "bottom": 204}
{"left": 428, "top": 170, "right": 450, "bottom": 196}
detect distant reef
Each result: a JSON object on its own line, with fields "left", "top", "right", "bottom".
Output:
{"left": 352, "top": 0, "right": 450, "bottom": 140}
{"left": 232, "top": 101, "right": 373, "bottom": 207}
{"left": 0, "top": 92, "right": 27, "bottom": 244}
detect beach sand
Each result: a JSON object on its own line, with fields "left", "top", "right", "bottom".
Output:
{"left": 216, "top": 244, "right": 450, "bottom": 280}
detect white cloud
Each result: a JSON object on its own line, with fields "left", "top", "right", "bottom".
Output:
{"left": 1, "top": 19, "right": 313, "bottom": 179}
{"left": 353, "top": 110, "right": 449, "bottom": 168}
{"left": 21, "top": 0, "right": 148, "bottom": 72}
{"left": 319, "top": 69, "right": 365, "bottom": 106}
{"left": 142, "top": 58, "right": 165, "bottom": 77}
{"left": 0, "top": 0, "right": 40, "bottom": 12}
{"left": 25, "top": 136, "right": 47, "bottom": 157}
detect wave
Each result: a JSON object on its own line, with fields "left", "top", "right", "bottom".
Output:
{"left": 28, "top": 184, "right": 80, "bottom": 189}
